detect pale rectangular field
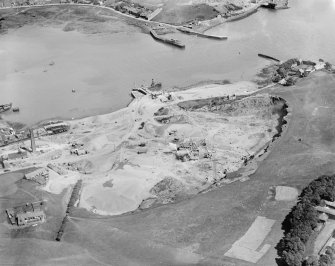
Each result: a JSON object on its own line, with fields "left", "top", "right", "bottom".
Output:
{"left": 225, "top": 216, "right": 275, "bottom": 263}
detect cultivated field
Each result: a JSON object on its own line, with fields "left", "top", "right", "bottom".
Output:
{"left": 225, "top": 216, "right": 275, "bottom": 263}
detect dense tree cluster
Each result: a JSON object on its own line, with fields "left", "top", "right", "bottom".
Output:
{"left": 277, "top": 175, "right": 335, "bottom": 266}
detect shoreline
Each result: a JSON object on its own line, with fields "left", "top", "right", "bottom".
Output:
{"left": 2, "top": 57, "right": 330, "bottom": 217}
{"left": 0, "top": 0, "right": 287, "bottom": 38}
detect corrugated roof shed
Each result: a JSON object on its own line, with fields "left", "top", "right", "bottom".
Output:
{"left": 315, "top": 206, "right": 335, "bottom": 216}
{"left": 325, "top": 200, "right": 335, "bottom": 209}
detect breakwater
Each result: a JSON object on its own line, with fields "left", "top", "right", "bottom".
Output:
{"left": 177, "top": 27, "right": 227, "bottom": 40}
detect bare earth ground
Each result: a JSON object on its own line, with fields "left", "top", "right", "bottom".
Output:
{"left": 0, "top": 70, "right": 335, "bottom": 265}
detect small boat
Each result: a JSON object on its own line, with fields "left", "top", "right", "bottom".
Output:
{"left": 0, "top": 103, "right": 12, "bottom": 113}
{"left": 72, "top": 89, "right": 76, "bottom": 93}
{"left": 12, "top": 107, "right": 20, "bottom": 112}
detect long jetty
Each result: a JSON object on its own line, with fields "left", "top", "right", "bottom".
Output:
{"left": 149, "top": 29, "right": 185, "bottom": 49}
{"left": 258, "top": 53, "right": 280, "bottom": 62}
{"left": 177, "top": 27, "right": 227, "bottom": 40}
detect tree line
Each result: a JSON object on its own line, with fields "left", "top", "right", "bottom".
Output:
{"left": 277, "top": 175, "right": 335, "bottom": 266}
{"left": 56, "top": 179, "right": 82, "bottom": 241}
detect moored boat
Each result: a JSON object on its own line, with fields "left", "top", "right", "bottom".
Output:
{"left": 150, "top": 30, "right": 185, "bottom": 49}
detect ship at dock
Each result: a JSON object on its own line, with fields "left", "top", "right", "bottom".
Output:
{"left": 150, "top": 30, "right": 185, "bottom": 49}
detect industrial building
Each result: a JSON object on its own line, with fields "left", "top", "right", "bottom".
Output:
{"left": 44, "top": 122, "right": 70, "bottom": 134}
{"left": 6, "top": 201, "right": 46, "bottom": 228}
{"left": 16, "top": 210, "right": 45, "bottom": 226}
{"left": 24, "top": 168, "right": 49, "bottom": 186}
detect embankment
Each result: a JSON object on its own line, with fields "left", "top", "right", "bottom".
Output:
{"left": 271, "top": 96, "right": 288, "bottom": 141}
{"left": 210, "top": 94, "right": 290, "bottom": 184}
{"left": 55, "top": 179, "right": 82, "bottom": 241}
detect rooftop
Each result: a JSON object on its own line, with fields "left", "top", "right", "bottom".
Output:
{"left": 315, "top": 206, "right": 335, "bottom": 216}
{"left": 325, "top": 200, "right": 335, "bottom": 209}
{"left": 17, "top": 210, "right": 45, "bottom": 219}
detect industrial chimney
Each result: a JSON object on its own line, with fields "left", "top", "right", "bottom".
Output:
{"left": 29, "top": 128, "right": 36, "bottom": 152}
